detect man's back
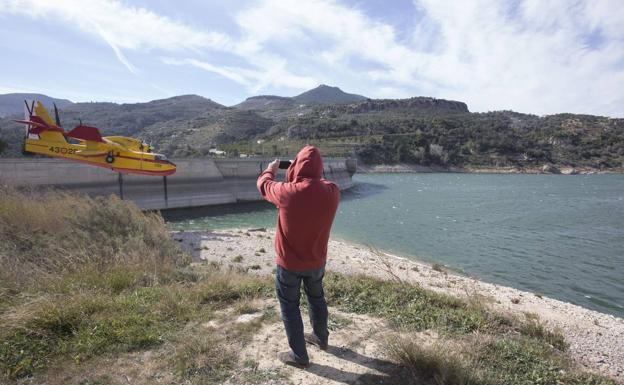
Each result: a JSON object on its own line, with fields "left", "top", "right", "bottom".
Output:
{"left": 257, "top": 146, "right": 340, "bottom": 271}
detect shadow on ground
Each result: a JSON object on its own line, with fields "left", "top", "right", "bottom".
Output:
{"left": 305, "top": 346, "right": 417, "bottom": 385}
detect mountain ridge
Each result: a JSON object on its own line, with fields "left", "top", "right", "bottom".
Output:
{"left": 0, "top": 93, "right": 73, "bottom": 118}
{"left": 233, "top": 84, "right": 367, "bottom": 112}
{"left": 0, "top": 87, "right": 622, "bottom": 170}
{"left": 292, "top": 84, "right": 367, "bottom": 103}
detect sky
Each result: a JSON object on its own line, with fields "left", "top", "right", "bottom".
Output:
{"left": 0, "top": 0, "right": 622, "bottom": 117}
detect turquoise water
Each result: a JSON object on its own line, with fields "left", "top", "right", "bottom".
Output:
{"left": 165, "top": 173, "right": 624, "bottom": 318}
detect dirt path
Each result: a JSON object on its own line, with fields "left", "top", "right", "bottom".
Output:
{"left": 236, "top": 309, "right": 409, "bottom": 385}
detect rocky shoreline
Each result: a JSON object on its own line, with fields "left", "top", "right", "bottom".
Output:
{"left": 173, "top": 228, "right": 624, "bottom": 383}
{"left": 357, "top": 163, "right": 624, "bottom": 174}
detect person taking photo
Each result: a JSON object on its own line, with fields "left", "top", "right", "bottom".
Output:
{"left": 257, "top": 145, "right": 340, "bottom": 368}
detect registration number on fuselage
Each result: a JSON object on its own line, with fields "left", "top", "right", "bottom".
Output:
{"left": 49, "top": 146, "right": 77, "bottom": 155}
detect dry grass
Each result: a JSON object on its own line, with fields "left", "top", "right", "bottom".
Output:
{"left": 170, "top": 329, "right": 235, "bottom": 384}
{"left": 0, "top": 187, "right": 187, "bottom": 293}
{"left": 0, "top": 188, "right": 275, "bottom": 382}
{"left": 386, "top": 334, "right": 616, "bottom": 385}
{"left": 431, "top": 263, "right": 446, "bottom": 273}
{"left": 386, "top": 335, "right": 477, "bottom": 385}
{"left": 0, "top": 266, "right": 273, "bottom": 381}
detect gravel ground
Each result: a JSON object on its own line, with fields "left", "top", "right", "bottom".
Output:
{"left": 172, "top": 228, "right": 624, "bottom": 383}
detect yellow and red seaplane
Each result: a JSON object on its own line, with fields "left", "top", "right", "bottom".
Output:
{"left": 15, "top": 101, "right": 176, "bottom": 176}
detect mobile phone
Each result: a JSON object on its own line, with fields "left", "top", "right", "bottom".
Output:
{"left": 278, "top": 160, "right": 292, "bottom": 169}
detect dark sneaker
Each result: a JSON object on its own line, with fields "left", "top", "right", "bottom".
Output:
{"left": 277, "top": 351, "right": 309, "bottom": 368}
{"left": 304, "top": 333, "right": 328, "bottom": 351}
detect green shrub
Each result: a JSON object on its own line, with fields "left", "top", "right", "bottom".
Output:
{"left": 518, "top": 319, "right": 567, "bottom": 351}
{"left": 324, "top": 273, "right": 493, "bottom": 333}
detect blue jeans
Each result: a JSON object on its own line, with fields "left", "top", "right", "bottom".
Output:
{"left": 275, "top": 265, "right": 329, "bottom": 364}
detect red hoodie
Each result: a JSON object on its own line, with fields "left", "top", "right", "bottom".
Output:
{"left": 257, "top": 146, "right": 340, "bottom": 271}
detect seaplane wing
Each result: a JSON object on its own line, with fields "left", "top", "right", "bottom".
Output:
{"left": 68, "top": 126, "right": 114, "bottom": 156}
{"left": 66, "top": 125, "right": 105, "bottom": 143}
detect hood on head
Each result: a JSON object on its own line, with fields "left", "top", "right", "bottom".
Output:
{"left": 287, "top": 145, "right": 323, "bottom": 182}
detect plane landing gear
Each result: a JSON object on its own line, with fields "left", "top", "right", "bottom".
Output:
{"left": 106, "top": 152, "right": 114, "bottom": 164}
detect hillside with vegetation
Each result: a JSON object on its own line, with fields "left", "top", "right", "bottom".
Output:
{"left": 0, "top": 87, "right": 622, "bottom": 170}
{"left": 0, "top": 188, "right": 618, "bottom": 384}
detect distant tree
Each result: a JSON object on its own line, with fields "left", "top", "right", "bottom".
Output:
{"left": 0, "top": 138, "right": 6, "bottom": 155}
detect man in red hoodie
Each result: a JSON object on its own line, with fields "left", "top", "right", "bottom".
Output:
{"left": 257, "top": 146, "right": 340, "bottom": 368}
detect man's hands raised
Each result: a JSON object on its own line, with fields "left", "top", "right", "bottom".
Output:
{"left": 266, "top": 159, "right": 279, "bottom": 174}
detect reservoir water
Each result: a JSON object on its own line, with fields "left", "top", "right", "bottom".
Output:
{"left": 165, "top": 173, "right": 624, "bottom": 318}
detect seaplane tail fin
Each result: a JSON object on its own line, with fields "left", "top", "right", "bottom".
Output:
{"left": 34, "top": 101, "right": 56, "bottom": 127}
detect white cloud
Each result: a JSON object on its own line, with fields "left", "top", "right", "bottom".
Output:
{"left": 0, "top": 0, "right": 316, "bottom": 93}
{"left": 162, "top": 57, "right": 317, "bottom": 92}
{"left": 163, "top": 58, "right": 251, "bottom": 86}
{"left": 2, "top": 0, "right": 231, "bottom": 51}
{"left": 229, "top": 0, "right": 624, "bottom": 115}
{"left": 0, "top": 0, "right": 231, "bottom": 74}
{"left": 1, "top": 0, "right": 622, "bottom": 115}
{"left": 91, "top": 21, "right": 138, "bottom": 74}
{"left": 411, "top": 0, "right": 624, "bottom": 116}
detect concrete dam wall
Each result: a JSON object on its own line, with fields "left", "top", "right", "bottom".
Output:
{"left": 0, "top": 158, "right": 356, "bottom": 210}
